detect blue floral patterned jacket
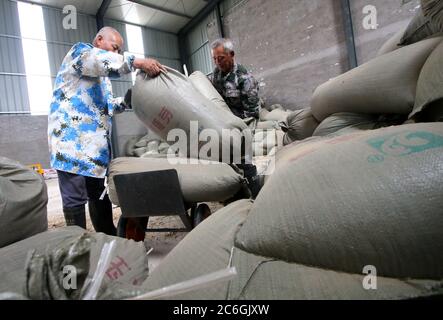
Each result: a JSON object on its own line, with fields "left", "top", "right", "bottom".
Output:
{"left": 48, "top": 42, "right": 135, "bottom": 178}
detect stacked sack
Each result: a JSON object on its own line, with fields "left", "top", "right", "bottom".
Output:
{"left": 189, "top": 71, "right": 287, "bottom": 157}
{"left": 139, "top": 4, "right": 443, "bottom": 299}
{"left": 108, "top": 69, "right": 256, "bottom": 206}
{"left": 125, "top": 131, "right": 174, "bottom": 158}
{"left": 0, "top": 226, "right": 150, "bottom": 299}
{"left": 0, "top": 157, "right": 48, "bottom": 248}
{"left": 279, "top": 2, "right": 443, "bottom": 146}
{"left": 141, "top": 123, "right": 443, "bottom": 299}
{"left": 110, "top": 69, "right": 284, "bottom": 207}
{"left": 107, "top": 157, "right": 248, "bottom": 207}
{"left": 132, "top": 67, "right": 248, "bottom": 163}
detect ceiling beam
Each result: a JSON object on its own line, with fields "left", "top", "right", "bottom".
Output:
{"left": 340, "top": 0, "right": 358, "bottom": 69}
{"left": 215, "top": 1, "right": 224, "bottom": 38}
{"left": 178, "top": 0, "right": 223, "bottom": 37}
{"left": 126, "top": 0, "right": 192, "bottom": 19}
{"left": 96, "top": 0, "right": 112, "bottom": 30}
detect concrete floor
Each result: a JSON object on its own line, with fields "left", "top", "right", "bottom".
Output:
{"left": 45, "top": 177, "right": 188, "bottom": 271}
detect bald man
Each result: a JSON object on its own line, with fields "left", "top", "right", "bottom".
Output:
{"left": 48, "top": 27, "right": 165, "bottom": 235}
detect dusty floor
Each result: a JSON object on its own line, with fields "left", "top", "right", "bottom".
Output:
{"left": 45, "top": 178, "right": 223, "bottom": 271}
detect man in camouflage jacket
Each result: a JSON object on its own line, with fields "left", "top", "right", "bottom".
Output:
{"left": 209, "top": 39, "right": 260, "bottom": 119}
{"left": 209, "top": 38, "right": 262, "bottom": 198}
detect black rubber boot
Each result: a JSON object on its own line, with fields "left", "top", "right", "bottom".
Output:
{"left": 247, "top": 175, "right": 262, "bottom": 200}
{"left": 63, "top": 205, "right": 86, "bottom": 229}
{"left": 88, "top": 196, "right": 117, "bottom": 236}
{"left": 240, "top": 164, "right": 262, "bottom": 199}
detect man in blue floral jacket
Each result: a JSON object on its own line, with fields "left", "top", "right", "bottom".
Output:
{"left": 48, "top": 27, "right": 165, "bottom": 234}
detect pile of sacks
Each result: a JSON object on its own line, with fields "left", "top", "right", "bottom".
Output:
{"left": 126, "top": 71, "right": 287, "bottom": 159}
{"left": 138, "top": 2, "right": 443, "bottom": 299}
{"left": 0, "top": 157, "right": 48, "bottom": 248}
{"left": 108, "top": 69, "right": 261, "bottom": 207}
{"left": 279, "top": 1, "right": 443, "bottom": 146}
{"left": 125, "top": 132, "right": 174, "bottom": 158}
{"left": 0, "top": 226, "right": 151, "bottom": 299}
{"left": 141, "top": 122, "right": 443, "bottom": 299}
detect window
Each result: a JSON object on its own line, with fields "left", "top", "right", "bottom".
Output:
{"left": 125, "top": 24, "right": 145, "bottom": 84}
{"left": 18, "top": 1, "right": 52, "bottom": 115}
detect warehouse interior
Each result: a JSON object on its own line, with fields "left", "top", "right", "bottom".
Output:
{"left": 0, "top": 0, "right": 442, "bottom": 301}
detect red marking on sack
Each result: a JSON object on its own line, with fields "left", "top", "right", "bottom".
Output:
{"left": 151, "top": 106, "right": 173, "bottom": 132}
{"left": 152, "top": 118, "right": 165, "bottom": 131}
{"left": 105, "top": 256, "right": 132, "bottom": 281}
{"left": 159, "top": 106, "right": 173, "bottom": 124}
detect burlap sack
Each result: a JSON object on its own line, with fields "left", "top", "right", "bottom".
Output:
{"left": 236, "top": 123, "right": 443, "bottom": 280}
{"left": 0, "top": 227, "right": 149, "bottom": 296}
{"left": 259, "top": 108, "right": 270, "bottom": 121}
{"left": 255, "top": 120, "right": 281, "bottom": 130}
{"left": 377, "top": 28, "right": 405, "bottom": 56}
{"left": 312, "top": 112, "right": 379, "bottom": 137}
{"left": 108, "top": 157, "right": 246, "bottom": 206}
{"left": 141, "top": 200, "right": 253, "bottom": 300}
{"left": 141, "top": 199, "right": 443, "bottom": 300}
{"left": 189, "top": 71, "right": 231, "bottom": 112}
{"left": 252, "top": 129, "right": 284, "bottom": 156}
{"left": 422, "top": 0, "right": 443, "bottom": 31}
{"left": 261, "top": 108, "right": 291, "bottom": 122}
{"left": 410, "top": 40, "right": 443, "bottom": 121}
{"left": 226, "top": 248, "right": 443, "bottom": 300}
{"left": 132, "top": 67, "right": 247, "bottom": 163}
{"left": 399, "top": 9, "right": 441, "bottom": 45}
{"left": 281, "top": 108, "right": 319, "bottom": 145}
{"left": 0, "top": 157, "right": 48, "bottom": 248}
{"left": 311, "top": 37, "right": 443, "bottom": 121}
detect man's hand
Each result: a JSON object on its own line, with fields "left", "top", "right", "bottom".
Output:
{"left": 134, "top": 58, "right": 166, "bottom": 77}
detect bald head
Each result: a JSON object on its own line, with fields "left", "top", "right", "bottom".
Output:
{"left": 93, "top": 27, "right": 124, "bottom": 54}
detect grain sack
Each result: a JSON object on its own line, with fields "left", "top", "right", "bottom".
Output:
{"left": 226, "top": 248, "right": 443, "bottom": 300}
{"left": 252, "top": 129, "right": 284, "bottom": 156}
{"left": 235, "top": 123, "right": 443, "bottom": 280}
{"left": 189, "top": 71, "right": 231, "bottom": 112}
{"left": 280, "top": 108, "right": 319, "bottom": 145}
{"left": 259, "top": 108, "right": 269, "bottom": 121}
{"left": 141, "top": 199, "right": 443, "bottom": 300}
{"left": 376, "top": 28, "right": 405, "bottom": 56}
{"left": 0, "top": 226, "right": 149, "bottom": 297}
{"left": 125, "top": 131, "right": 161, "bottom": 157}
{"left": 264, "top": 104, "right": 285, "bottom": 112}
{"left": 141, "top": 200, "right": 253, "bottom": 300}
{"left": 311, "top": 37, "right": 443, "bottom": 121}
{"left": 132, "top": 67, "right": 247, "bottom": 163}
{"left": 108, "top": 157, "right": 247, "bottom": 206}
{"left": 124, "top": 136, "right": 141, "bottom": 156}
{"left": 422, "top": 0, "right": 443, "bottom": 31}
{"left": 399, "top": 9, "right": 440, "bottom": 46}
{"left": 255, "top": 120, "right": 281, "bottom": 130}
{"left": 0, "top": 157, "right": 48, "bottom": 248}
{"left": 410, "top": 40, "right": 443, "bottom": 120}
{"left": 261, "top": 108, "right": 291, "bottom": 122}
{"left": 133, "top": 147, "right": 147, "bottom": 157}
{"left": 312, "top": 112, "right": 379, "bottom": 137}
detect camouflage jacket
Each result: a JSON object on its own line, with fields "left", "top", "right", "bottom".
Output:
{"left": 210, "top": 63, "right": 260, "bottom": 119}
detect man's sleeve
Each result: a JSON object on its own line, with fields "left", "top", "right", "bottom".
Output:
{"left": 240, "top": 74, "right": 260, "bottom": 118}
{"left": 70, "top": 43, "right": 136, "bottom": 79}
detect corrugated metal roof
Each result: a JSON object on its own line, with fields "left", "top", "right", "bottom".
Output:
{"left": 18, "top": 0, "right": 211, "bottom": 33}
